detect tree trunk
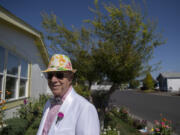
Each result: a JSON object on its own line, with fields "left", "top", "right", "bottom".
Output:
{"left": 88, "top": 81, "right": 92, "bottom": 91}
{"left": 108, "top": 83, "right": 119, "bottom": 95}
{"left": 88, "top": 81, "right": 93, "bottom": 103}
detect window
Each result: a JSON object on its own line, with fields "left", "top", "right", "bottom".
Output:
{"left": 19, "top": 79, "right": 26, "bottom": 97}
{"left": 19, "top": 59, "right": 28, "bottom": 97}
{"left": 21, "top": 59, "right": 28, "bottom": 77}
{"left": 0, "top": 46, "right": 4, "bottom": 101}
{"left": 0, "top": 46, "right": 5, "bottom": 72}
{"left": 5, "top": 76, "right": 16, "bottom": 99}
{"left": 7, "top": 52, "right": 19, "bottom": 75}
{"left": 0, "top": 75, "right": 3, "bottom": 100}
{"left": 0, "top": 46, "right": 29, "bottom": 101}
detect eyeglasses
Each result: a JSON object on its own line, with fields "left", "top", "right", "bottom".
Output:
{"left": 47, "top": 72, "right": 65, "bottom": 80}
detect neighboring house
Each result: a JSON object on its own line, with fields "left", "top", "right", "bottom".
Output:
{"left": 0, "top": 5, "right": 50, "bottom": 118}
{"left": 157, "top": 72, "right": 180, "bottom": 92}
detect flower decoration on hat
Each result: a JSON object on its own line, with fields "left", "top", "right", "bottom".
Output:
{"left": 42, "top": 54, "right": 76, "bottom": 73}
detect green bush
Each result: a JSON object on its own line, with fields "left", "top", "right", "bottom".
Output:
{"left": 74, "top": 84, "right": 91, "bottom": 100}
{"left": 25, "top": 117, "right": 41, "bottom": 135}
{"left": 18, "top": 94, "right": 49, "bottom": 127}
{"left": 0, "top": 94, "right": 50, "bottom": 135}
{"left": 91, "top": 90, "right": 109, "bottom": 109}
{"left": 104, "top": 106, "right": 143, "bottom": 135}
{"left": 104, "top": 106, "right": 131, "bottom": 128}
{"left": 104, "top": 111, "right": 119, "bottom": 128}
{"left": 129, "top": 80, "right": 140, "bottom": 89}
{"left": 0, "top": 118, "right": 28, "bottom": 135}
{"left": 142, "top": 72, "right": 155, "bottom": 90}
{"left": 4, "top": 94, "right": 49, "bottom": 135}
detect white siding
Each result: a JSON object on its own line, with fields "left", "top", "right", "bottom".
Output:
{"left": 167, "top": 78, "right": 180, "bottom": 92}
{"left": 0, "top": 21, "right": 49, "bottom": 98}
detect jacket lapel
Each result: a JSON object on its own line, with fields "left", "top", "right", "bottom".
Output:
{"left": 48, "top": 88, "right": 75, "bottom": 135}
{"left": 37, "top": 101, "right": 51, "bottom": 135}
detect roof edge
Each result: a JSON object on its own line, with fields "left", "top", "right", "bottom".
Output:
{"left": 0, "top": 5, "right": 49, "bottom": 66}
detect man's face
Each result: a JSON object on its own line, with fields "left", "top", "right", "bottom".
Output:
{"left": 47, "top": 71, "right": 72, "bottom": 97}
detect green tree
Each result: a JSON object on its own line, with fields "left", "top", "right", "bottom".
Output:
{"left": 41, "top": 0, "right": 164, "bottom": 90}
{"left": 142, "top": 72, "right": 154, "bottom": 90}
{"left": 41, "top": 0, "right": 165, "bottom": 111}
{"left": 88, "top": 0, "right": 165, "bottom": 95}
{"left": 129, "top": 80, "right": 140, "bottom": 89}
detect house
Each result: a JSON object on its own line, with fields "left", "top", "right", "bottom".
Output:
{"left": 0, "top": 5, "right": 50, "bottom": 118}
{"left": 157, "top": 72, "right": 180, "bottom": 92}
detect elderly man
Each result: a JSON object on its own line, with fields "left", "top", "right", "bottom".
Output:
{"left": 37, "top": 54, "right": 100, "bottom": 135}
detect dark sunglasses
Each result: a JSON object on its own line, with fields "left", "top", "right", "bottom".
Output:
{"left": 47, "top": 72, "right": 65, "bottom": 80}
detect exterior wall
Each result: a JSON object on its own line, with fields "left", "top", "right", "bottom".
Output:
{"left": 5, "top": 106, "right": 20, "bottom": 118}
{"left": 0, "top": 21, "right": 49, "bottom": 98}
{"left": 0, "top": 21, "right": 50, "bottom": 118}
{"left": 31, "top": 64, "right": 51, "bottom": 98}
{"left": 167, "top": 78, "right": 180, "bottom": 92}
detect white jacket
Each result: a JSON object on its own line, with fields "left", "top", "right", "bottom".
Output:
{"left": 37, "top": 88, "right": 100, "bottom": 135}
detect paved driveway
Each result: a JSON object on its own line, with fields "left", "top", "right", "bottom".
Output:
{"left": 109, "top": 90, "right": 180, "bottom": 134}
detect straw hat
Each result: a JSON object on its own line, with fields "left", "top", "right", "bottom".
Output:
{"left": 42, "top": 54, "right": 76, "bottom": 73}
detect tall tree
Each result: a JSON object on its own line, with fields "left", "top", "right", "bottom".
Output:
{"left": 41, "top": 0, "right": 165, "bottom": 94}
{"left": 142, "top": 72, "right": 155, "bottom": 90}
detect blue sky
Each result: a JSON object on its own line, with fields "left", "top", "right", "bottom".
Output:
{"left": 0, "top": 0, "right": 179, "bottom": 78}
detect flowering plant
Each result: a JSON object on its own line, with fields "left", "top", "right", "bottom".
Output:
{"left": 56, "top": 112, "right": 64, "bottom": 124}
{"left": 151, "top": 116, "right": 172, "bottom": 135}
{"left": 119, "top": 107, "right": 129, "bottom": 122}
{"left": 23, "top": 99, "right": 28, "bottom": 105}
{"left": 0, "top": 90, "right": 11, "bottom": 128}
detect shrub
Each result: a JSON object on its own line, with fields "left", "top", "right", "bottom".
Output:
{"left": 0, "top": 118, "right": 28, "bottom": 135}
{"left": 0, "top": 90, "right": 11, "bottom": 128}
{"left": 104, "top": 111, "right": 118, "bottom": 128}
{"left": 74, "top": 84, "right": 91, "bottom": 100}
{"left": 13, "top": 94, "right": 49, "bottom": 134}
{"left": 1, "top": 95, "right": 49, "bottom": 135}
{"left": 18, "top": 94, "right": 49, "bottom": 127}
{"left": 142, "top": 72, "right": 155, "bottom": 90}
{"left": 129, "top": 80, "right": 140, "bottom": 89}
{"left": 119, "top": 107, "right": 129, "bottom": 122}
{"left": 104, "top": 106, "right": 131, "bottom": 129}
{"left": 104, "top": 107, "right": 142, "bottom": 135}
{"left": 91, "top": 90, "right": 109, "bottom": 109}
{"left": 25, "top": 117, "right": 41, "bottom": 135}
